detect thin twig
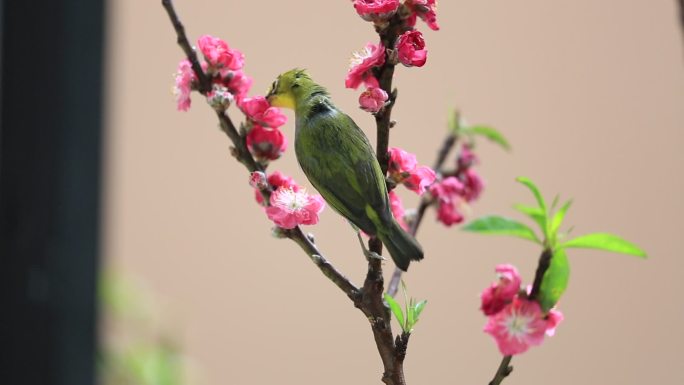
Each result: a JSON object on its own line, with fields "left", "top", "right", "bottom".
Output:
{"left": 489, "top": 355, "right": 513, "bottom": 385}
{"left": 679, "top": 0, "right": 684, "bottom": 42}
{"left": 285, "top": 227, "right": 360, "bottom": 300}
{"left": 161, "top": 0, "right": 210, "bottom": 93}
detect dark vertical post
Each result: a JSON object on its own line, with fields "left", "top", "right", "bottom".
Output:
{"left": 0, "top": 0, "right": 105, "bottom": 384}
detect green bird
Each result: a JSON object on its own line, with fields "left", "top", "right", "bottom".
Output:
{"left": 266, "top": 69, "right": 423, "bottom": 271}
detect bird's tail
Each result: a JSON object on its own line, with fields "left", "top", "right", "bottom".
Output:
{"left": 377, "top": 220, "right": 424, "bottom": 272}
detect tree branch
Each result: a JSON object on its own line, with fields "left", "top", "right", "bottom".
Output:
{"left": 162, "top": 2, "right": 411, "bottom": 384}
{"left": 488, "top": 355, "right": 513, "bottom": 385}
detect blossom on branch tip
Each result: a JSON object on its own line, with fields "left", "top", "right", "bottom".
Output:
{"left": 353, "top": 0, "right": 400, "bottom": 22}
{"left": 197, "top": 35, "right": 244, "bottom": 71}
{"left": 484, "top": 297, "right": 548, "bottom": 356}
{"left": 359, "top": 86, "right": 388, "bottom": 113}
{"left": 481, "top": 264, "right": 522, "bottom": 316}
{"left": 388, "top": 147, "right": 436, "bottom": 195}
{"left": 266, "top": 187, "right": 325, "bottom": 229}
{"left": 246, "top": 124, "right": 287, "bottom": 161}
{"left": 396, "top": 30, "right": 428, "bottom": 67}
{"left": 174, "top": 59, "right": 196, "bottom": 111}
{"left": 239, "top": 96, "right": 287, "bottom": 128}
{"left": 346, "top": 43, "right": 385, "bottom": 89}
{"left": 405, "top": 0, "right": 439, "bottom": 31}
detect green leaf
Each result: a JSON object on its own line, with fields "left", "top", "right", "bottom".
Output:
{"left": 463, "top": 215, "right": 541, "bottom": 243}
{"left": 463, "top": 125, "right": 510, "bottom": 151}
{"left": 550, "top": 199, "right": 573, "bottom": 239}
{"left": 512, "top": 204, "right": 546, "bottom": 231}
{"left": 516, "top": 177, "right": 547, "bottom": 214}
{"left": 384, "top": 294, "right": 406, "bottom": 330}
{"left": 414, "top": 300, "right": 427, "bottom": 320}
{"left": 538, "top": 248, "right": 570, "bottom": 312}
{"left": 560, "top": 233, "right": 647, "bottom": 258}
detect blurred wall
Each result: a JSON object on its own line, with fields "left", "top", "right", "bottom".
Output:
{"left": 104, "top": 1, "right": 684, "bottom": 384}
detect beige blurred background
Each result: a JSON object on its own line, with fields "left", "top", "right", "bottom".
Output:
{"left": 104, "top": 1, "right": 684, "bottom": 384}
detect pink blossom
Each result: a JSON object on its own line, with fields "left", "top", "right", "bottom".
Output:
{"left": 359, "top": 86, "right": 388, "bottom": 113}
{"left": 387, "top": 147, "right": 435, "bottom": 195}
{"left": 197, "top": 35, "right": 244, "bottom": 71}
{"left": 239, "top": 96, "right": 287, "bottom": 128}
{"left": 429, "top": 177, "right": 466, "bottom": 226}
{"left": 246, "top": 124, "right": 287, "bottom": 161}
{"left": 346, "top": 43, "right": 385, "bottom": 89}
{"left": 462, "top": 168, "right": 484, "bottom": 202}
{"left": 225, "top": 70, "right": 253, "bottom": 101}
{"left": 545, "top": 308, "right": 564, "bottom": 337}
{"left": 396, "top": 30, "right": 428, "bottom": 67}
{"left": 254, "top": 171, "right": 300, "bottom": 205}
{"left": 481, "top": 264, "right": 522, "bottom": 316}
{"left": 174, "top": 59, "right": 196, "bottom": 111}
{"left": 484, "top": 297, "right": 548, "bottom": 356}
{"left": 388, "top": 147, "right": 418, "bottom": 174}
{"left": 402, "top": 166, "right": 436, "bottom": 194}
{"left": 405, "top": 0, "right": 439, "bottom": 31}
{"left": 436, "top": 199, "right": 464, "bottom": 226}
{"left": 266, "top": 187, "right": 325, "bottom": 229}
{"left": 388, "top": 191, "right": 409, "bottom": 231}
{"left": 352, "top": 0, "right": 400, "bottom": 22}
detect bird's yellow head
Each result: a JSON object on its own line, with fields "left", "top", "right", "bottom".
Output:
{"left": 266, "top": 69, "right": 317, "bottom": 110}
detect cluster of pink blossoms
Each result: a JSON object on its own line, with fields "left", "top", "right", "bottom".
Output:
{"left": 428, "top": 145, "right": 485, "bottom": 226}
{"left": 174, "top": 35, "right": 310, "bottom": 229}
{"left": 481, "top": 265, "right": 563, "bottom": 356}
{"left": 347, "top": 0, "right": 439, "bottom": 112}
{"left": 174, "top": 35, "right": 251, "bottom": 111}
{"left": 250, "top": 171, "right": 326, "bottom": 229}
{"left": 173, "top": 35, "right": 288, "bottom": 162}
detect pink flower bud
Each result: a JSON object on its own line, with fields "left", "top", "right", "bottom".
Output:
{"left": 352, "top": 0, "right": 400, "bottom": 22}
{"left": 545, "top": 308, "right": 564, "bottom": 337}
{"left": 358, "top": 87, "right": 388, "bottom": 113}
{"left": 265, "top": 187, "right": 326, "bottom": 229}
{"left": 480, "top": 264, "right": 522, "bottom": 316}
{"left": 429, "top": 177, "right": 466, "bottom": 226}
{"left": 246, "top": 124, "right": 287, "bottom": 161}
{"left": 346, "top": 43, "right": 386, "bottom": 89}
{"left": 197, "top": 35, "right": 244, "bottom": 71}
{"left": 396, "top": 30, "right": 428, "bottom": 67}
{"left": 206, "top": 84, "right": 234, "bottom": 111}
{"left": 249, "top": 171, "right": 268, "bottom": 189}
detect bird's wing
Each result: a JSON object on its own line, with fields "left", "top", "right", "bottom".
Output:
{"left": 295, "top": 110, "right": 389, "bottom": 234}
